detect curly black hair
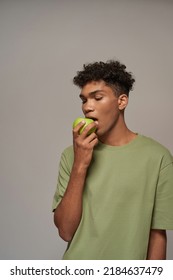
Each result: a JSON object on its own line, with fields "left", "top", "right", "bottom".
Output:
{"left": 73, "top": 60, "right": 135, "bottom": 96}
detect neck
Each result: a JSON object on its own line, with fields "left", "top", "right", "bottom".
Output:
{"left": 99, "top": 118, "right": 137, "bottom": 146}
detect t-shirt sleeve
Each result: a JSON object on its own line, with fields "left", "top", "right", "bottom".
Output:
{"left": 151, "top": 153, "right": 173, "bottom": 230}
{"left": 52, "top": 150, "right": 72, "bottom": 211}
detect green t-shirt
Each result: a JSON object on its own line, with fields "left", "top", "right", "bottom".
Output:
{"left": 52, "top": 135, "right": 173, "bottom": 260}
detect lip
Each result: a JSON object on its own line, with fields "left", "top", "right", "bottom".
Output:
{"left": 85, "top": 116, "right": 98, "bottom": 121}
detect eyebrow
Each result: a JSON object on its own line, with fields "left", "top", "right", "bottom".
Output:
{"left": 79, "top": 90, "right": 104, "bottom": 99}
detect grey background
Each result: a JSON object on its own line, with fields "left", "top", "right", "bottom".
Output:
{"left": 1, "top": 0, "right": 173, "bottom": 260}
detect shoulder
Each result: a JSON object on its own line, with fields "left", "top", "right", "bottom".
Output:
{"left": 60, "top": 145, "right": 74, "bottom": 165}
{"left": 62, "top": 145, "right": 73, "bottom": 156}
{"left": 139, "top": 135, "right": 173, "bottom": 166}
{"left": 139, "top": 135, "right": 171, "bottom": 152}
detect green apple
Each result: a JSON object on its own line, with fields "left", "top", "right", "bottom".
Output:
{"left": 73, "top": 117, "right": 96, "bottom": 135}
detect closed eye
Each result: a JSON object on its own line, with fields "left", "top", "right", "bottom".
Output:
{"left": 81, "top": 99, "right": 87, "bottom": 104}
{"left": 81, "top": 96, "right": 102, "bottom": 103}
{"left": 95, "top": 96, "right": 103, "bottom": 101}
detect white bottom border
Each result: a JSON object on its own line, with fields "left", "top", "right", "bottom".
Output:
{"left": 1, "top": 260, "right": 172, "bottom": 279}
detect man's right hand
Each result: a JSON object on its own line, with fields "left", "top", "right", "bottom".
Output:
{"left": 54, "top": 120, "right": 98, "bottom": 242}
{"left": 73, "top": 120, "right": 98, "bottom": 169}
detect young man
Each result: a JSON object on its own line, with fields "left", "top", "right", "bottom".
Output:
{"left": 52, "top": 60, "right": 173, "bottom": 260}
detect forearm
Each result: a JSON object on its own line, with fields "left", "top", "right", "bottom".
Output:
{"left": 147, "top": 229, "right": 167, "bottom": 260}
{"left": 54, "top": 163, "right": 87, "bottom": 242}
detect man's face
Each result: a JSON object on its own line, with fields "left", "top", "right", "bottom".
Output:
{"left": 79, "top": 80, "right": 126, "bottom": 139}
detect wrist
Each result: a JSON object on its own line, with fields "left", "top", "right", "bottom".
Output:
{"left": 72, "top": 161, "right": 89, "bottom": 175}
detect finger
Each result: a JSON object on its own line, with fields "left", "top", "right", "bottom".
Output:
{"left": 89, "top": 136, "right": 99, "bottom": 147}
{"left": 73, "top": 120, "right": 86, "bottom": 135}
{"left": 85, "top": 132, "right": 98, "bottom": 143}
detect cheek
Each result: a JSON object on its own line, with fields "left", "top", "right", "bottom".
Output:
{"left": 98, "top": 104, "right": 119, "bottom": 129}
{"left": 98, "top": 109, "right": 117, "bottom": 129}
{"left": 101, "top": 103, "right": 118, "bottom": 118}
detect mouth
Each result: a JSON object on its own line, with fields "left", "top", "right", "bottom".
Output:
{"left": 86, "top": 116, "right": 98, "bottom": 121}
{"left": 85, "top": 116, "right": 99, "bottom": 128}
{"left": 89, "top": 118, "right": 99, "bottom": 129}
{"left": 91, "top": 118, "right": 98, "bottom": 122}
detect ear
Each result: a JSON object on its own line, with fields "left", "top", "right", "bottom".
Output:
{"left": 118, "top": 94, "right": 128, "bottom": 110}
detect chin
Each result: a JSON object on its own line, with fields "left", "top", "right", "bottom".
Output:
{"left": 96, "top": 129, "right": 105, "bottom": 138}
{"left": 97, "top": 127, "right": 111, "bottom": 141}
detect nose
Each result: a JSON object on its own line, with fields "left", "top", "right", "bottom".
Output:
{"left": 82, "top": 100, "right": 95, "bottom": 114}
